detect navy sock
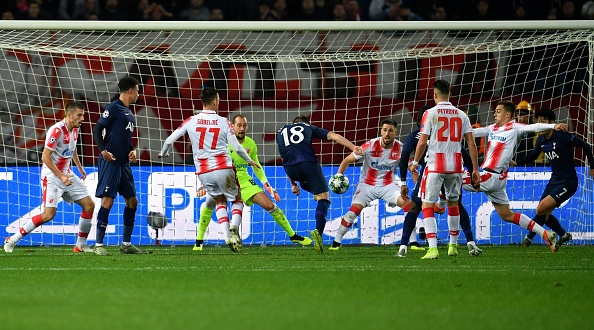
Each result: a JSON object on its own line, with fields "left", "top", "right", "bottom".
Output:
{"left": 400, "top": 210, "right": 420, "bottom": 246}
{"left": 527, "top": 214, "right": 546, "bottom": 240}
{"left": 315, "top": 199, "right": 331, "bottom": 235}
{"left": 96, "top": 206, "right": 110, "bottom": 245}
{"left": 459, "top": 203, "right": 474, "bottom": 242}
{"left": 545, "top": 214, "right": 566, "bottom": 237}
{"left": 122, "top": 206, "right": 136, "bottom": 243}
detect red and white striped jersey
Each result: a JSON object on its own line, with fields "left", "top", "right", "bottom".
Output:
{"left": 354, "top": 137, "right": 403, "bottom": 186}
{"left": 41, "top": 120, "right": 78, "bottom": 177}
{"left": 474, "top": 121, "right": 525, "bottom": 174}
{"left": 420, "top": 102, "right": 472, "bottom": 173}
{"left": 169, "top": 110, "right": 235, "bottom": 175}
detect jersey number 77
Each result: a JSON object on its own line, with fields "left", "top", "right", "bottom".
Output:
{"left": 195, "top": 127, "right": 220, "bottom": 149}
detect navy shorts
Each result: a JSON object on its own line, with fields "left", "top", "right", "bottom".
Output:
{"left": 541, "top": 179, "right": 578, "bottom": 207}
{"left": 283, "top": 161, "right": 328, "bottom": 195}
{"left": 95, "top": 158, "right": 136, "bottom": 199}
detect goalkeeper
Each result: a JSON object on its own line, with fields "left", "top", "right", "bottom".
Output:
{"left": 193, "top": 115, "right": 312, "bottom": 251}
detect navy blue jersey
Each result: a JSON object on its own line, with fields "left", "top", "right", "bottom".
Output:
{"left": 399, "top": 128, "right": 426, "bottom": 180}
{"left": 276, "top": 122, "right": 329, "bottom": 167}
{"left": 399, "top": 127, "right": 474, "bottom": 181}
{"left": 518, "top": 131, "right": 594, "bottom": 183}
{"left": 93, "top": 99, "right": 135, "bottom": 165}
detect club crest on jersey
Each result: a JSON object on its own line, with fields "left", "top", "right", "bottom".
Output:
{"left": 246, "top": 148, "right": 250, "bottom": 153}
{"left": 102, "top": 110, "right": 109, "bottom": 118}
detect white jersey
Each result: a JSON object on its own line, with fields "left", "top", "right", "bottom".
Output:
{"left": 473, "top": 121, "right": 556, "bottom": 174}
{"left": 419, "top": 102, "right": 472, "bottom": 173}
{"left": 160, "top": 110, "right": 253, "bottom": 175}
{"left": 41, "top": 120, "right": 78, "bottom": 177}
{"left": 355, "top": 137, "right": 403, "bottom": 186}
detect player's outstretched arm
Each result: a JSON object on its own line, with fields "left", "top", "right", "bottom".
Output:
{"left": 337, "top": 153, "right": 358, "bottom": 175}
{"left": 327, "top": 131, "right": 361, "bottom": 155}
{"left": 158, "top": 126, "right": 186, "bottom": 158}
{"left": 228, "top": 134, "right": 260, "bottom": 170}
{"left": 521, "top": 122, "right": 566, "bottom": 134}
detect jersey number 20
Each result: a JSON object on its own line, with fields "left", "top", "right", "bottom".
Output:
{"left": 437, "top": 117, "right": 462, "bottom": 142}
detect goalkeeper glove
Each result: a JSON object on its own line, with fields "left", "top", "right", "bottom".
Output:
{"left": 264, "top": 182, "right": 281, "bottom": 202}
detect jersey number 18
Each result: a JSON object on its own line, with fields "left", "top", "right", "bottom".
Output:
{"left": 280, "top": 126, "right": 305, "bottom": 146}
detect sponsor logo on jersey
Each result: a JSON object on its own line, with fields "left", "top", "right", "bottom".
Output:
{"left": 489, "top": 133, "right": 506, "bottom": 142}
{"left": 371, "top": 161, "right": 393, "bottom": 171}
{"left": 62, "top": 149, "right": 74, "bottom": 157}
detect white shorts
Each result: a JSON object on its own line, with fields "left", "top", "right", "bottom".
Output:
{"left": 352, "top": 182, "right": 402, "bottom": 208}
{"left": 419, "top": 170, "right": 462, "bottom": 203}
{"left": 198, "top": 168, "right": 240, "bottom": 202}
{"left": 462, "top": 170, "right": 509, "bottom": 205}
{"left": 42, "top": 173, "right": 90, "bottom": 208}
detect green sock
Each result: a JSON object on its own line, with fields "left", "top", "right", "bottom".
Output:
{"left": 269, "top": 206, "right": 295, "bottom": 237}
{"left": 196, "top": 206, "right": 214, "bottom": 240}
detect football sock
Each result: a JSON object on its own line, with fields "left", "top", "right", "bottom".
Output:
{"left": 546, "top": 214, "right": 566, "bottom": 236}
{"left": 400, "top": 209, "right": 420, "bottom": 247}
{"left": 95, "top": 206, "right": 110, "bottom": 245}
{"left": 230, "top": 201, "right": 243, "bottom": 229}
{"left": 196, "top": 203, "right": 214, "bottom": 240}
{"left": 409, "top": 227, "right": 418, "bottom": 244}
{"left": 459, "top": 203, "right": 475, "bottom": 241}
{"left": 215, "top": 205, "right": 231, "bottom": 239}
{"left": 526, "top": 214, "right": 546, "bottom": 240}
{"left": 335, "top": 206, "right": 360, "bottom": 243}
{"left": 12, "top": 214, "right": 44, "bottom": 242}
{"left": 122, "top": 206, "right": 136, "bottom": 243}
{"left": 269, "top": 205, "right": 295, "bottom": 237}
{"left": 422, "top": 207, "right": 438, "bottom": 248}
{"left": 448, "top": 205, "right": 460, "bottom": 245}
{"left": 513, "top": 212, "right": 546, "bottom": 237}
{"left": 76, "top": 211, "right": 93, "bottom": 248}
{"left": 315, "top": 199, "right": 331, "bottom": 235}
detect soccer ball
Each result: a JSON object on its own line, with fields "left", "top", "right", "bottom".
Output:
{"left": 329, "top": 173, "right": 350, "bottom": 194}
{"left": 147, "top": 211, "right": 168, "bottom": 229}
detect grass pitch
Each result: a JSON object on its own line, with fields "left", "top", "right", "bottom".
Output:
{"left": 1, "top": 244, "right": 593, "bottom": 330}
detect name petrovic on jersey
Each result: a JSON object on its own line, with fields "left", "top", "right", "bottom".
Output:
{"left": 437, "top": 109, "right": 459, "bottom": 114}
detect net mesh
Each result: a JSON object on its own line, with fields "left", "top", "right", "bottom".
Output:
{"left": 1, "top": 22, "right": 592, "bottom": 247}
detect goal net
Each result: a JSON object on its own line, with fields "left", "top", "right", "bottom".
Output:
{"left": 1, "top": 21, "right": 593, "bottom": 248}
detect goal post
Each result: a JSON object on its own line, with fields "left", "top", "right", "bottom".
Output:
{"left": 1, "top": 20, "right": 593, "bottom": 247}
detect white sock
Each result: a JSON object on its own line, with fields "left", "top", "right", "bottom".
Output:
{"left": 335, "top": 210, "right": 357, "bottom": 243}
{"left": 230, "top": 201, "right": 243, "bottom": 229}
{"left": 216, "top": 205, "right": 231, "bottom": 238}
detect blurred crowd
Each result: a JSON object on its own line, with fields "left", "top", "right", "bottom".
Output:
{"left": 1, "top": 0, "right": 593, "bottom": 22}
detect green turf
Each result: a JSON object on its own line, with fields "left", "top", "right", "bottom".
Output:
{"left": 1, "top": 244, "right": 593, "bottom": 329}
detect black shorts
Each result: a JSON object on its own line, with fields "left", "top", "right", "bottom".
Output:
{"left": 541, "top": 179, "right": 578, "bottom": 207}
{"left": 283, "top": 162, "right": 328, "bottom": 195}
{"left": 95, "top": 158, "right": 136, "bottom": 199}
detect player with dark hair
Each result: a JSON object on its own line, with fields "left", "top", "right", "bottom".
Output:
{"left": 397, "top": 106, "right": 483, "bottom": 257}
{"left": 277, "top": 115, "right": 362, "bottom": 253}
{"left": 329, "top": 118, "right": 411, "bottom": 250}
{"left": 193, "top": 114, "right": 312, "bottom": 251}
{"left": 464, "top": 101, "right": 568, "bottom": 252}
{"left": 409, "top": 79, "right": 481, "bottom": 259}
{"left": 92, "top": 76, "right": 146, "bottom": 256}
{"left": 514, "top": 108, "right": 594, "bottom": 250}
{"left": 159, "top": 88, "right": 258, "bottom": 253}
{"left": 4, "top": 102, "right": 95, "bottom": 253}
